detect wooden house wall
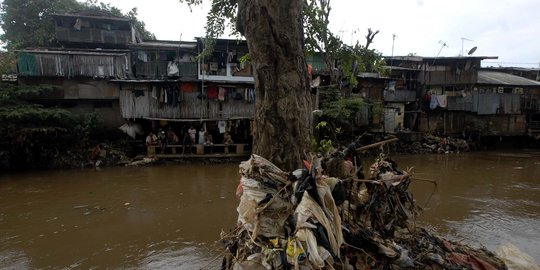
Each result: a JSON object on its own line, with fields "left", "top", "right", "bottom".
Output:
{"left": 18, "top": 77, "right": 119, "bottom": 99}
{"left": 17, "top": 52, "right": 129, "bottom": 79}
{"left": 473, "top": 93, "right": 521, "bottom": 115}
{"left": 418, "top": 111, "right": 527, "bottom": 135}
{"left": 447, "top": 96, "right": 474, "bottom": 111}
{"left": 420, "top": 59, "right": 480, "bottom": 86}
{"left": 384, "top": 90, "right": 416, "bottom": 102}
{"left": 119, "top": 83, "right": 205, "bottom": 119}
{"left": 206, "top": 101, "right": 219, "bottom": 119}
{"left": 357, "top": 79, "right": 385, "bottom": 102}
{"left": 119, "top": 89, "right": 150, "bottom": 119}
{"left": 421, "top": 69, "right": 477, "bottom": 85}
{"left": 221, "top": 100, "right": 255, "bottom": 118}
{"left": 446, "top": 93, "right": 522, "bottom": 115}
{"left": 134, "top": 61, "right": 198, "bottom": 79}
{"left": 119, "top": 83, "right": 253, "bottom": 120}
{"left": 179, "top": 92, "right": 207, "bottom": 118}
{"left": 355, "top": 105, "right": 370, "bottom": 126}
{"left": 521, "top": 87, "right": 540, "bottom": 111}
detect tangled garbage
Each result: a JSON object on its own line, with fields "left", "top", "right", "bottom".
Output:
{"left": 389, "top": 134, "right": 471, "bottom": 155}
{"left": 219, "top": 146, "right": 507, "bottom": 269}
{"left": 340, "top": 133, "right": 472, "bottom": 157}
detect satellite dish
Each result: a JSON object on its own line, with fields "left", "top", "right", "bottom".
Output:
{"left": 468, "top": 46, "right": 477, "bottom": 55}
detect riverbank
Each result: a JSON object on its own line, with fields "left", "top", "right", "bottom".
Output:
{"left": 2, "top": 131, "right": 538, "bottom": 171}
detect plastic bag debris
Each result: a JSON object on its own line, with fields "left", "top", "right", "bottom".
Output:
{"left": 494, "top": 243, "right": 539, "bottom": 270}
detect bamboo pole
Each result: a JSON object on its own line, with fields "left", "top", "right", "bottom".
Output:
{"left": 355, "top": 138, "right": 399, "bottom": 152}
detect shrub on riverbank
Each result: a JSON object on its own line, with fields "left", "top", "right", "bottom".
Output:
{"left": 0, "top": 83, "right": 129, "bottom": 170}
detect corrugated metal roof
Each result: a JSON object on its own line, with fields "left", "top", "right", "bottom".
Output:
{"left": 129, "top": 42, "right": 196, "bottom": 49}
{"left": 483, "top": 67, "right": 539, "bottom": 72}
{"left": 52, "top": 13, "right": 130, "bottom": 22}
{"left": 477, "top": 70, "right": 540, "bottom": 86}
{"left": 384, "top": 56, "right": 498, "bottom": 62}
{"left": 383, "top": 66, "right": 419, "bottom": 71}
{"left": 17, "top": 50, "right": 127, "bottom": 56}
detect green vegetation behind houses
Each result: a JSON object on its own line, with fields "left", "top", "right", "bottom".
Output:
{"left": 0, "top": 0, "right": 155, "bottom": 50}
{"left": 0, "top": 83, "right": 112, "bottom": 169}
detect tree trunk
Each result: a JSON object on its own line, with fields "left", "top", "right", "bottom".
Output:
{"left": 237, "top": 0, "right": 313, "bottom": 171}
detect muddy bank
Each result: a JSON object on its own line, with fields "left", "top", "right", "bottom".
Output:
{"left": 2, "top": 129, "right": 536, "bottom": 171}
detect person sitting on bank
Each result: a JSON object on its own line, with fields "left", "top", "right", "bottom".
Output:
{"left": 157, "top": 129, "right": 167, "bottom": 153}
{"left": 204, "top": 132, "right": 214, "bottom": 146}
{"left": 188, "top": 126, "right": 197, "bottom": 144}
{"left": 145, "top": 132, "right": 158, "bottom": 146}
{"left": 223, "top": 132, "right": 233, "bottom": 144}
{"left": 198, "top": 128, "right": 206, "bottom": 145}
{"left": 167, "top": 127, "right": 179, "bottom": 144}
{"left": 182, "top": 129, "right": 194, "bottom": 154}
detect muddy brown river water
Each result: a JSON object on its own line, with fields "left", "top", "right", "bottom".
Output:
{"left": 1, "top": 151, "right": 539, "bottom": 269}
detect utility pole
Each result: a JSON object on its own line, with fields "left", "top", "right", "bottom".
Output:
{"left": 436, "top": 40, "right": 447, "bottom": 57}
{"left": 390, "top": 34, "right": 397, "bottom": 68}
{"left": 391, "top": 34, "right": 396, "bottom": 57}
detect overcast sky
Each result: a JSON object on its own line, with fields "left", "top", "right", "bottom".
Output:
{"left": 102, "top": 0, "right": 538, "bottom": 68}
{"left": 2, "top": 0, "right": 539, "bottom": 68}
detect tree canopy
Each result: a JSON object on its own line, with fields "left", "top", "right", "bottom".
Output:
{"left": 0, "top": 0, "right": 155, "bottom": 50}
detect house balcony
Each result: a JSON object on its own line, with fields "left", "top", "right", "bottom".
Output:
{"left": 55, "top": 27, "right": 132, "bottom": 46}
{"left": 135, "top": 61, "right": 198, "bottom": 80}
{"left": 198, "top": 62, "right": 254, "bottom": 83}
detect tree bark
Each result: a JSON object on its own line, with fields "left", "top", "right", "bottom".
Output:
{"left": 237, "top": 0, "right": 313, "bottom": 171}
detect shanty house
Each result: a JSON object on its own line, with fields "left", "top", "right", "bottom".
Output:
{"left": 118, "top": 39, "right": 255, "bottom": 122}
{"left": 51, "top": 11, "right": 141, "bottom": 49}
{"left": 14, "top": 10, "right": 145, "bottom": 128}
{"left": 117, "top": 40, "right": 202, "bottom": 120}
{"left": 16, "top": 49, "right": 130, "bottom": 128}
{"left": 384, "top": 56, "right": 540, "bottom": 136}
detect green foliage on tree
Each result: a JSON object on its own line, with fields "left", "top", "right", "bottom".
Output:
{"left": 0, "top": 83, "right": 108, "bottom": 169}
{"left": 179, "top": 0, "right": 385, "bottom": 87}
{"left": 179, "top": 0, "right": 237, "bottom": 57}
{"left": 304, "top": 0, "right": 341, "bottom": 82}
{"left": 0, "top": 0, "right": 155, "bottom": 50}
{"left": 322, "top": 96, "right": 365, "bottom": 121}
{"left": 303, "top": 0, "right": 341, "bottom": 54}
{"left": 337, "top": 43, "right": 387, "bottom": 86}
{"left": 0, "top": 51, "right": 16, "bottom": 75}
{"left": 313, "top": 120, "right": 342, "bottom": 154}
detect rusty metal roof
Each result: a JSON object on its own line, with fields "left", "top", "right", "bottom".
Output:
{"left": 477, "top": 70, "right": 540, "bottom": 86}
{"left": 129, "top": 41, "right": 196, "bottom": 50}
{"left": 51, "top": 13, "right": 130, "bottom": 22}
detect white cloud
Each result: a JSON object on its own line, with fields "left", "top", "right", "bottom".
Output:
{"left": 100, "top": 0, "right": 210, "bottom": 41}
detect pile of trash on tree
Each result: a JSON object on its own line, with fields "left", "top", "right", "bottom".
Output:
{"left": 219, "top": 150, "right": 507, "bottom": 269}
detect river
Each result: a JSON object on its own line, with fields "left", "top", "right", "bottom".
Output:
{"left": 1, "top": 151, "right": 539, "bottom": 269}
